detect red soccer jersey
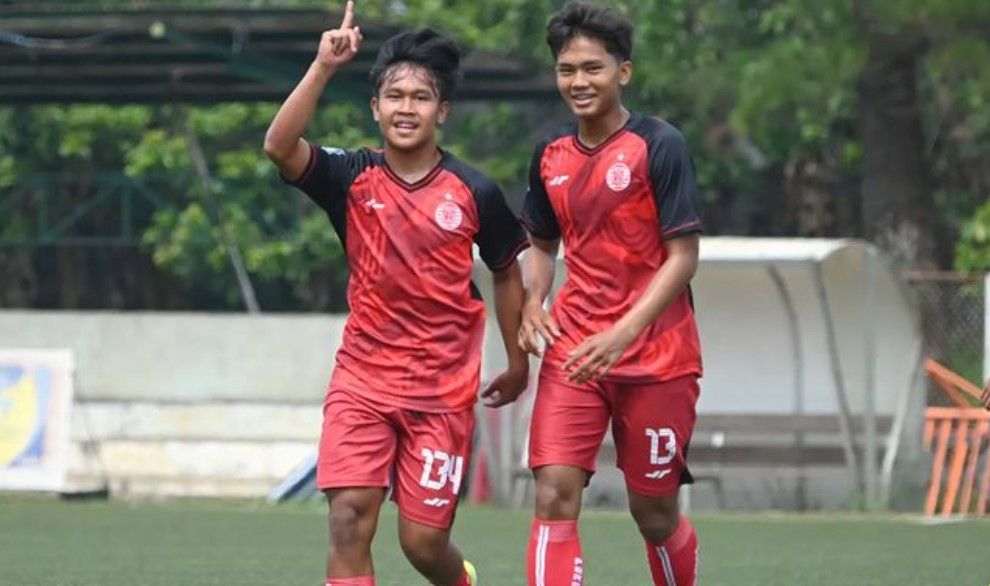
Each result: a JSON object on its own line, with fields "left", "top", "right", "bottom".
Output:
{"left": 288, "top": 144, "right": 528, "bottom": 412}
{"left": 522, "top": 113, "right": 703, "bottom": 382}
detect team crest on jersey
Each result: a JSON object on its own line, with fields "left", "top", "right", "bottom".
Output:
{"left": 434, "top": 194, "right": 463, "bottom": 231}
{"left": 606, "top": 161, "right": 631, "bottom": 192}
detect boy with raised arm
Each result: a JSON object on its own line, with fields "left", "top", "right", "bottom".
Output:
{"left": 264, "top": 3, "right": 529, "bottom": 584}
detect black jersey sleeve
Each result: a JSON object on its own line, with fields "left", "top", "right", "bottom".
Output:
{"left": 283, "top": 143, "right": 367, "bottom": 209}
{"left": 520, "top": 142, "right": 562, "bottom": 241}
{"left": 282, "top": 143, "right": 376, "bottom": 244}
{"left": 474, "top": 178, "right": 530, "bottom": 272}
{"left": 647, "top": 125, "right": 703, "bottom": 238}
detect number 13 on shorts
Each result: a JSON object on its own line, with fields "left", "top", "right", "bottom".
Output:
{"left": 646, "top": 427, "right": 677, "bottom": 466}
{"left": 420, "top": 448, "right": 464, "bottom": 494}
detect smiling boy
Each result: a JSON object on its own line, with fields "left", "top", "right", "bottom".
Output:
{"left": 263, "top": 3, "right": 529, "bottom": 585}
{"left": 518, "top": 2, "right": 704, "bottom": 585}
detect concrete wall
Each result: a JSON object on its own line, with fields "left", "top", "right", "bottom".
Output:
{"left": 0, "top": 297, "right": 518, "bottom": 499}
{"left": 0, "top": 240, "right": 926, "bottom": 506}
{"left": 0, "top": 311, "right": 344, "bottom": 402}
{"left": 1, "top": 310, "right": 347, "bottom": 497}
{"left": 67, "top": 400, "right": 318, "bottom": 497}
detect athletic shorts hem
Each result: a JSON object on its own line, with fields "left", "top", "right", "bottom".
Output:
{"left": 623, "top": 479, "right": 683, "bottom": 498}
{"left": 399, "top": 508, "right": 455, "bottom": 530}
{"left": 316, "top": 478, "right": 389, "bottom": 491}
{"left": 527, "top": 456, "right": 596, "bottom": 475}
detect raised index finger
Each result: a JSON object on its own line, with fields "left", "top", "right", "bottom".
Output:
{"left": 340, "top": 0, "right": 355, "bottom": 29}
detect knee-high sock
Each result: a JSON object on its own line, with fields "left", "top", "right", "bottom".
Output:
{"left": 644, "top": 516, "right": 698, "bottom": 586}
{"left": 527, "top": 519, "right": 584, "bottom": 586}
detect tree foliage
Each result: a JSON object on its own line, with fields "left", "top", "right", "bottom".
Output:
{"left": 2, "top": 0, "right": 989, "bottom": 310}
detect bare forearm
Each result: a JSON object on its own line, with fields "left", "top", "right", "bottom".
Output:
{"left": 493, "top": 262, "right": 528, "bottom": 368}
{"left": 263, "top": 62, "right": 335, "bottom": 162}
{"left": 616, "top": 236, "right": 699, "bottom": 337}
{"left": 522, "top": 238, "right": 558, "bottom": 306}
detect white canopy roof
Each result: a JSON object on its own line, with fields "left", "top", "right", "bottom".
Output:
{"left": 701, "top": 237, "right": 867, "bottom": 264}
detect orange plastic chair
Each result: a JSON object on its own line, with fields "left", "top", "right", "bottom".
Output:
{"left": 922, "top": 359, "right": 990, "bottom": 517}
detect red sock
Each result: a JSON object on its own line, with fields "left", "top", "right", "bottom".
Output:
{"left": 527, "top": 519, "right": 584, "bottom": 586}
{"left": 325, "top": 577, "right": 375, "bottom": 586}
{"left": 644, "top": 516, "right": 698, "bottom": 586}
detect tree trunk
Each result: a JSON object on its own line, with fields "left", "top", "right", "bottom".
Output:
{"left": 857, "top": 35, "right": 945, "bottom": 269}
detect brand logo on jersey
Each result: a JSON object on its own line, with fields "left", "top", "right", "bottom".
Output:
{"left": 363, "top": 197, "right": 386, "bottom": 211}
{"left": 606, "top": 161, "right": 631, "bottom": 192}
{"left": 422, "top": 497, "right": 451, "bottom": 507}
{"left": 645, "top": 469, "right": 672, "bottom": 480}
{"left": 434, "top": 194, "right": 463, "bottom": 231}
{"left": 548, "top": 174, "right": 570, "bottom": 187}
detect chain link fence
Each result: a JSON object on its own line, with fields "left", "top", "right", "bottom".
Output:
{"left": 905, "top": 272, "right": 985, "bottom": 403}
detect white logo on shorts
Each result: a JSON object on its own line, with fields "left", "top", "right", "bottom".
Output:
{"left": 645, "top": 469, "right": 672, "bottom": 480}
{"left": 422, "top": 497, "right": 451, "bottom": 507}
{"left": 434, "top": 194, "right": 463, "bottom": 231}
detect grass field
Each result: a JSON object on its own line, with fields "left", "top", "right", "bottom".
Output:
{"left": 1, "top": 497, "right": 988, "bottom": 586}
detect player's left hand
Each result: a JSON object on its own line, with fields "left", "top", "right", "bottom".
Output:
{"left": 981, "top": 381, "right": 990, "bottom": 410}
{"left": 563, "top": 324, "right": 637, "bottom": 383}
{"left": 480, "top": 363, "right": 529, "bottom": 408}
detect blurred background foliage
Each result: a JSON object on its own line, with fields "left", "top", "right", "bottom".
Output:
{"left": 1, "top": 0, "right": 988, "bottom": 311}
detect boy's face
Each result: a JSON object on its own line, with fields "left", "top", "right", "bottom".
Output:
{"left": 555, "top": 35, "right": 631, "bottom": 122}
{"left": 371, "top": 63, "right": 450, "bottom": 153}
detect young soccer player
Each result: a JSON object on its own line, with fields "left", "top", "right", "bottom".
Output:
{"left": 518, "top": 2, "right": 704, "bottom": 585}
{"left": 263, "top": 3, "right": 530, "bottom": 585}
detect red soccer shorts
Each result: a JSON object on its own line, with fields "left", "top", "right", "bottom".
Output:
{"left": 317, "top": 385, "right": 474, "bottom": 529}
{"left": 528, "top": 368, "right": 700, "bottom": 497}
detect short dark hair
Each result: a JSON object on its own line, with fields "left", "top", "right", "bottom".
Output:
{"left": 370, "top": 28, "right": 461, "bottom": 101}
{"left": 546, "top": 1, "right": 633, "bottom": 62}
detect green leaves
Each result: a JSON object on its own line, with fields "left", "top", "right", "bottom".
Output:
{"left": 129, "top": 102, "right": 374, "bottom": 310}
{"left": 4, "top": 0, "right": 990, "bottom": 309}
{"left": 955, "top": 200, "right": 990, "bottom": 273}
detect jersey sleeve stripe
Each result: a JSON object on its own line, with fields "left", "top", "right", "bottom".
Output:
{"left": 490, "top": 238, "right": 531, "bottom": 272}
{"left": 286, "top": 142, "right": 319, "bottom": 186}
{"left": 663, "top": 219, "right": 703, "bottom": 237}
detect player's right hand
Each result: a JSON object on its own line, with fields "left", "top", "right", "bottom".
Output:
{"left": 518, "top": 298, "right": 561, "bottom": 357}
{"left": 315, "top": 0, "right": 363, "bottom": 71}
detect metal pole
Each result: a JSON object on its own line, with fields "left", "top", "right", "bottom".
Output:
{"left": 984, "top": 272, "right": 990, "bottom": 385}
{"left": 813, "top": 261, "right": 865, "bottom": 498}
{"left": 863, "top": 247, "right": 879, "bottom": 507}
{"left": 768, "top": 264, "right": 806, "bottom": 509}
{"left": 880, "top": 341, "right": 924, "bottom": 508}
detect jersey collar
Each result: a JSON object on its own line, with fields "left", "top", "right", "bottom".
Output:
{"left": 573, "top": 112, "right": 639, "bottom": 156}
{"left": 381, "top": 148, "right": 448, "bottom": 192}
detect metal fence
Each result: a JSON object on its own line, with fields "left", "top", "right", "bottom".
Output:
{"left": 905, "top": 272, "right": 985, "bottom": 401}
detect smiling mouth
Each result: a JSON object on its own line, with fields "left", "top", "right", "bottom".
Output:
{"left": 570, "top": 94, "right": 595, "bottom": 107}
{"left": 394, "top": 121, "right": 418, "bottom": 133}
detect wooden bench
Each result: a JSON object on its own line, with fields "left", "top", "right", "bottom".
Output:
{"left": 511, "top": 412, "right": 893, "bottom": 509}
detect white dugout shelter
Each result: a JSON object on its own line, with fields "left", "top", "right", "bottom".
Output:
{"left": 478, "top": 237, "right": 926, "bottom": 510}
